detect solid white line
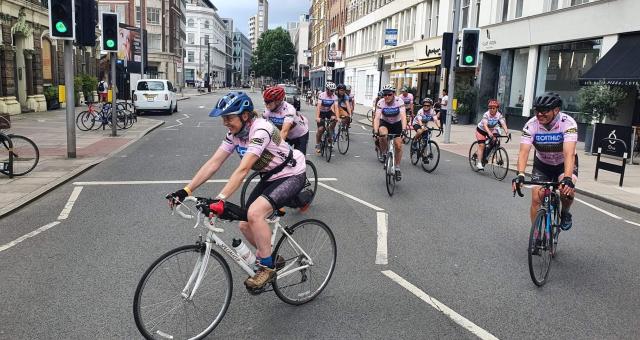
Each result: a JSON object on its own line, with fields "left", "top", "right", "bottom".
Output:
{"left": 574, "top": 198, "right": 622, "bottom": 219}
{"left": 376, "top": 212, "right": 388, "bottom": 265}
{"left": 164, "top": 113, "right": 189, "bottom": 129}
{"left": 73, "top": 178, "right": 338, "bottom": 185}
{"left": 382, "top": 270, "right": 500, "bottom": 340}
{"left": 0, "top": 222, "right": 61, "bottom": 253}
{"left": 317, "top": 182, "right": 384, "bottom": 211}
{"left": 57, "top": 186, "right": 83, "bottom": 220}
{"left": 625, "top": 220, "right": 640, "bottom": 227}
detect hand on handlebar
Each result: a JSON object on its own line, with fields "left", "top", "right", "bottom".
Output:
{"left": 166, "top": 189, "right": 189, "bottom": 207}
{"left": 512, "top": 174, "right": 525, "bottom": 197}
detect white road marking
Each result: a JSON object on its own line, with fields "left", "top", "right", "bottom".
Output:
{"left": 574, "top": 198, "right": 622, "bottom": 219}
{"left": 57, "top": 186, "right": 83, "bottom": 220}
{"left": 165, "top": 113, "right": 189, "bottom": 129}
{"left": 73, "top": 178, "right": 338, "bottom": 185}
{"left": 317, "top": 182, "right": 383, "bottom": 211}
{"left": 382, "top": 270, "right": 500, "bottom": 340}
{"left": 0, "top": 222, "right": 61, "bottom": 253}
{"left": 625, "top": 220, "right": 640, "bottom": 227}
{"left": 360, "top": 125, "right": 366, "bottom": 130}
{"left": 376, "top": 212, "right": 388, "bottom": 265}
{"left": 198, "top": 105, "right": 205, "bottom": 108}
{"left": 354, "top": 155, "right": 361, "bottom": 158}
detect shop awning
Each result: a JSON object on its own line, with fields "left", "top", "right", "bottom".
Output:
{"left": 579, "top": 33, "right": 640, "bottom": 86}
{"left": 407, "top": 58, "right": 441, "bottom": 73}
{"left": 389, "top": 69, "right": 406, "bottom": 75}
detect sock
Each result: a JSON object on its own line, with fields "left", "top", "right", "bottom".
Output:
{"left": 258, "top": 256, "right": 274, "bottom": 268}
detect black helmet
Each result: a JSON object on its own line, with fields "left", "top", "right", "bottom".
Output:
{"left": 336, "top": 84, "right": 346, "bottom": 90}
{"left": 533, "top": 92, "right": 562, "bottom": 110}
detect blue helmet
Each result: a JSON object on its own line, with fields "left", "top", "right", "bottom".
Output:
{"left": 209, "top": 92, "right": 254, "bottom": 117}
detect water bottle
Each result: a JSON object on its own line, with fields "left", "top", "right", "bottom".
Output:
{"left": 232, "top": 238, "right": 256, "bottom": 266}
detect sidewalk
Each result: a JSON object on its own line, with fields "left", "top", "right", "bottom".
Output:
{"left": 351, "top": 102, "right": 640, "bottom": 213}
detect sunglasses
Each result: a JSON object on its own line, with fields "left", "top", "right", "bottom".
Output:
{"left": 535, "top": 108, "right": 552, "bottom": 115}
{"left": 423, "top": 104, "right": 432, "bottom": 107}
{"left": 488, "top": 106, "right": 498, "bottom": 109}
{"left": 264, "top": 100, "right": 275, "bottom": 104}
{"left": 383, "top": 93, "right": 394, "bottom": 97}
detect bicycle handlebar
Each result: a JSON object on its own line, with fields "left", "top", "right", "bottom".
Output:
{"left": 514, "top": 180, "right": 561, "bottom": 198}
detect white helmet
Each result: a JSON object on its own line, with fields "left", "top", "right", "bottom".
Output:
{"left": 325, "top": 82, "right": 336, "bottom": 90}
{"left": 382, "top": 83, "right": 396, "bottom": 93}
{"left": 345, "top": 84, "right": 352, "bottom": 91}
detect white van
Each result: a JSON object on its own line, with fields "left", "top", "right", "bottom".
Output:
{"left": 133, "top": 79, "right": 178, "bottom": 115}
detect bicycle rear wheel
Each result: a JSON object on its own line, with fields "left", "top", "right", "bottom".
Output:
{"left": 490, "top": 147, "right": 509, "bottom": 180}
{"left": 133, "top": 244, "right": 233, "bottom": 339}
{"left": 468, "top": 141, "right": 481, "bottom": 172}
{"left": 421, "top": 140, "right": 440, "bottom": 173}
{"left": 76, "top": 111, "right": 93, "bottom": 131}
{"left": 273, "top": 219, "right": 336, "bottom": 305}
{"left": 409, "top": 139, "right": 419, "bottom": 165}
{"left": 337, "top": 125, "right": 349, "bottom": 154}
{"left": 324, "top": 131, "right": 332, "bottom": 163}
{"left": 385, "top": 155, "right": 395, "bottom": 196}
{"left": 304, "top": 160, "right": 318, "bottom": 205}
{"left": 7, "top": 135, "right": 39, "bottom": 176}
{"left": 366, "top": 109, "right": 373, "bottom": 122}
{"left": 528, "top": 210, "right": 552, "bottom": 286}
{"left": 240, "top": 171, "right": 261, "bottom": 209}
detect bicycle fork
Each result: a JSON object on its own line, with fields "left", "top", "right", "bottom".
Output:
{"left": 181, "top": 241, "right": 212, "bottom": 300}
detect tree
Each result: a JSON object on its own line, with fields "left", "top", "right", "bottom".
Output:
{"left": 251, "top": 27, "right": 296, "bottom": 81}
{"left": 578, "top": 82, "right": 627, "bottom": 123}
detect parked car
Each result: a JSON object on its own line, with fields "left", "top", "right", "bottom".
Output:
{"left": 278, "top": 84, "right": 301, "bottom": 111}
{"left": 133, "top": 79, "right": 178, "bottom": 115}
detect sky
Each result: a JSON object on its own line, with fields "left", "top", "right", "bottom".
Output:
{"left": 212, "top": 0, "right": 311, "bottom": 37}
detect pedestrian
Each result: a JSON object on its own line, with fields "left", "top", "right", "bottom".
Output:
{"left": 439, "top": 89, "right": 448, "bottom": 126}
{"left": 98, "top": 79, "right": 108, "bottom": 102}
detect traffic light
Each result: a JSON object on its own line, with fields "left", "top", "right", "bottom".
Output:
{"left": 102, "top": 13, "right": 118, "bottom": 51}
{"left": 48, "top": 0, "right": 75, "bottom": 40}
{"left": 75, "top": 0, "right": 97, "bottom": 46}
{"left": 459, "top": 28, "right": 480, "bottom": 67}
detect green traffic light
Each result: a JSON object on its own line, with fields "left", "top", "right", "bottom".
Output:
{"left": 465, "top": 55, "right": 474, "bottom": 64}
{"left": 55, "top": 21, "right": 67, "bottom": 33}
{"left": 106, "top": 40, "right": 115, "bottom": 48}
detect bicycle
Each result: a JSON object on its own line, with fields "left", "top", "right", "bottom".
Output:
{"left": 318, "top": 117, "right": 335, "bottom": 163}
{"left": 133, "top": 197, "right": 336, "bottom": 339}
{"left": 409, "top": 127, "right": 441, "bottom": 173}
{"left": 0, "top": 131, "right": 39, "bottom": 177}
{"left": 366, "top": 108, "right": 374, "bottom": 122}
{"left": 380, "top": 133, "right": 401, "bottom": 196}
{"left": 240, "top": 159, "right": 319, "bottom": 209}
{"left": 335, "top": 115, "right": 350, "bottom": 155}
{"left": 514, "top": 180, "right": 563, "bottom": 287}
{"left": 468, "top": 133, "right": 512, "bottom": 180}
{"left": 401, "top": 114, "right": 415, "bottom": 144}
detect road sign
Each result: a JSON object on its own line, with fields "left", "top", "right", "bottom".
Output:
{"left": 384, "top": 28, "right": 398, "bottom": 46}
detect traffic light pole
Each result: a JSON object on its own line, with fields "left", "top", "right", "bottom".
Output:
{"left": 64, "top": 40, "right": 76, "bottom": 158}
{"left": 207, "top": 41, "right": 211, "bottom": 92}
{"left": 111, "top": 53, "right": 117, "bottom": 136}
{"left": 444, "top": 0, "right": 462, "bottom": 144}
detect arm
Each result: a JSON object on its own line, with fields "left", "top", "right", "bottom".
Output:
{"left": 500, "top": 118, "right": 509, "bottom": 135}
{"left": 559, "top": 141, "right": 577, "bottom": 196}
{"left": 373, "top": 109, "right": 382, "bottom": 133}
{"left": 186, "top": 148, "right": 232, "bottom": 193}
{"left": 516, "top": 143, "right": 532, "bottom": 175}
{"left": 400, "top": 106, "right": 407, "bottom": 131}
{"left": 315, "top": 99, "right": 322, "bottom": 122}
{"left": 280, "top": 121, "right": 292, "bottom": 141}
{"left": 215, "top": 153, "right": 259, "bottom": 199}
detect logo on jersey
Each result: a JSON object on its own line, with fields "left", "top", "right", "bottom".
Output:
{"left": 235, "top": 145, "right": 248, "bottom": 157}
{"left": 321, "top": 99, "right": 334, "bottom": 107}
{"left": 250, "top": 137, "right": 264, "bottom": 145}
{"left": 382, "top": 107, "right": 400, "bottom": 116}
{"left": 566, "top": 127, "right": 577, "bottom": 134}
{"left": 269, "top": 116, "right": 285, "bottom": 127}
{"left": 534, "top": 133, "right": 563, "bottom": 143}
{"left": 487, "top": 118, "right": 500, "bottom": 127}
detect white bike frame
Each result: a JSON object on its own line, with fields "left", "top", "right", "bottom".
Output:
{"left": 174, "top": 197, "right": 314, "bottom": 300}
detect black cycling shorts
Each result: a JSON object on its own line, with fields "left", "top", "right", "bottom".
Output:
{"left": 286, "top": 132, "right": 309, "bottom": 155}
{"left": 317, "top": 111, "right": 336, "bottom": 128}
{"left": 412, "top": 124, "right": 422, "bottom": 131}
{"left": 379, "top": 120, "right": 403, "bottom": 136}
{"left": 531, "top": 155, "right": 579, "bottom": 182}
{"left": 246, "top": 172, "right": 307, "bottom": 211}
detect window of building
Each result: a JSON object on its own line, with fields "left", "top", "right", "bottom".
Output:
{"left": 366, "top": 74, "right": 374, "bottom": 97}
{"left": 515, "top": 0, "right": 524, "bottom": 18}
{"left": 461, "top": 0, "right": 470, "bottom": 29}
{"left": 204, "top": 20, "right": 210, "bottom": 29}
{"left": 148, "top": 33, "right": 162, "bottom": 50}
{"left": 433, "top": 0, "right": 439, "bottom": 36}
{"left": 99, "top": 4, "right": 110, "bottom": 14}
{"left": 535, "top": 39, "right": 602, "bottom": 112}
{"left": 475, "top": 0, "right": 481, "bottom": 27}
{"left": 187, "top": 51, "right": 195, "bottom": 62}
{"left": 508, "top": 48, "right": 529, "bottom": 113}
{"left": 185, "top": 69, "right": 195, "bottom": 81}
{"left": 135, "top": 6, "right": 141, "bottom": 23}
{"left": 204, "top": 35, "right": 209, "bottom": 44}
{"left": 147, "top": 8, "right": 160, "bottom": 25}
{"left": 188, "top": 19, "right": 194, "bottom": 27}
{"left": 571, "top": 0, "right": 589, "bottom": 5}
{"left": 188, "top": 33, "right": 194, "bottom": 44}
{"left": 115, "top": 4, "right": 126, "bottom": 20}
{"left": 501, "top": 0, "right": 509, "bottom": 22}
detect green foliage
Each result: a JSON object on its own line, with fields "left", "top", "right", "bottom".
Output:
{"left": 251, "top": 28, "right": 297, "bottom": 80}
{"left": 73, "top": 73, "right": 98, "bottom": 104}
{"left": 578, "top": 82, "right": 627, "bottom": 123}
{"left": 43, "top": 85, "right": 58, "bottom": 101}
{"left": 454, "top": 82, "right": 478, "bottom": 117}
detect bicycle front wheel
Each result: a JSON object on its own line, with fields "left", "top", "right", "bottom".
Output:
{"left": 304, "top": 160, "right": 318, "bottom": 205}
{"left": 133, "top": 245, "right": 233, "bottom": 340}
{"left": 76, "top": 111, "right": 93, "bottom": 131}
{"left": 337, "top": 125, "right": 349, "bottom": 154}
{"left": 409, "top": 139, "right": 419, "bottom": 165}
{"left": 8, "top": 135, "right": 39, "bottom": 176}
{"left": 421, "top": 140, "right": 440, "bottom": 173}
{"left": 385, "top": 155, "right": 395, "bottom": 196}
{"left": 273, "top": 219, "right": 336, "bottom": 305}
{"left": 366, "top": 109, "right": 373, "bottom": 122}
{"left": 528, "top": 210, "right": 552, "bottom": 286}
{"left": 490, "top": 147, "right": 509, "bottom": 180}
{"left": 240, "top": 171, "right": 261, "bottom": 209}
{"left": 324, "top": 132, "right": 332, "bottom": 163}
{"left": 468, "top": 141, "right": 481, "bottom": 172}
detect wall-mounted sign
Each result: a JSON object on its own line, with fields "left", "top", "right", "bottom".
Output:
{"left": 328, "top": 50, "right": 342, "bottom": 61}
{"left": 384, "top": 28, "right": 398, "bottom": 46}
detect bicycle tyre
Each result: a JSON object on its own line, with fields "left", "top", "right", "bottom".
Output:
{"left": 401, "top": 128, "right": 413, "bottom": 144}
{"left": 304, "top": 160, "right": 319, "bottom": 205}
{"left": 490, "top": 147, "right": 509, "bottom": 181}
{"left": 324, "top": 131, "right": 332, "bottom": 163}
{"left": 366, "top": 109, "right": 373, "bottom": 122}
{"left": 273, "top": 219, "right": 336, "bottom": 305}
{"left": 240, "top": 171, "right": 261, "bottom": 209}
{"left": 421, "top": 140, "right": 440, "bottom": 173}
{"left": 528, "top": 210, "right": 552, "bottom": 287}
{"left": 409, "top": 139, "right": 419, "bottom": 165}
{"left": 468, "top": 141, "right": 481, "bottom": 172}
{"left": 133, "top": 244, "right": 233, "bottom": 339}
{"left": 337, "top": 125, "right": 349, "bottom": 154}
{"left": 7, "top": 134, "right": 39, "bottom": 176}
{"left": 76, "top": 111, "right": 92, "bottom": 131}
{"left": 385, "top": 155, "right": 395, "bottom": 196}
{"left": 0, "top": 134, "right": 13, "bottom": 176}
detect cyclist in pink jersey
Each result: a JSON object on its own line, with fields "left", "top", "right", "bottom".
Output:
{"left": 474, "top": 99, "right": 510, "bottom": 170}
{"left": 373, "top": 83, "right": 407, "bottom": 180}
{"left": 315, "top": 81, "right": 339, "bottom": 154}
{"left": 512, "top": 92, "right": 577, "bottom": 231}
{"left": 400, "top": 86, "right": 415, "bottom": 118}
{"left": 262, "top": 86, "right": 310, "bottom": 154}
{"left": 412, "top": 98, "right": 440, "bottom": 143}
{"left": 167, "top": 92, "right": 307, "bottom": 290}
{"left": 345, "top": 85, "right": 355, "bottom": 114}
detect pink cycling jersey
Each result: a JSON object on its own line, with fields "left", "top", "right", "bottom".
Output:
{"left": 263, "top": 101, "right": 309, "bottom": 139}
{"left": 412, "top": 108, "right": 437, "bottom": 125}
{"left": 376, "top": 96, "right": 405, "bottom": 124}
{"left": 219, "top": 118, "right": 306, "bottom": 181}
{"left": 520, "top": 112, "right": 578, "bottom": 166}
{"left": 476, "top": 111, "right": 506, "bottom": 132}
{"left": 318, "top": 91, "right": 338, "bottom": 112}
{"left": 400, "top": 93, "right": 414, "bottom": 111}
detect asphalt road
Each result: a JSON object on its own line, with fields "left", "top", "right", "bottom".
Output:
{"left": 1, "top": 91, "right": 639, "bottom": 339}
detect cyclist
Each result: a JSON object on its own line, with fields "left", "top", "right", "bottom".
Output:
{"left": 372, "top": 91, "right": 384, "bottom": 110}
{"left": 345, "top": 84, "right": 355, "bottom": 114}
{"left": 512, "top": 92, "right": 577, "bottom": 231}
{"left": 315, "top": 82, "right": 339, "bottom": 154}
{"left": 400, "top": 86, "right": 415, "bottom": 118}
{"left": 336, "top": 84, "right": 352, "bottom": 127}
{"left": 475, "top": 99, "right": 510, "bottom": 170}
{"left": 412, "top": 98, "right": 440, "bottom": 145}
{"left": 167, "top": 91, "right": 307, "bottom": 290}
{"left": 262, "top": 86, "right": 310, "bottom": 154}
{"left": 373, "top": 83, "right": 407, "bottom": 180}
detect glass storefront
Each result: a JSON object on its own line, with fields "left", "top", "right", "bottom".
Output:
{"left": 508, "top": 48, "right": 529, "bottom": 111}
{"left": 535, "top": 39, "right": 601, "bottom": 112}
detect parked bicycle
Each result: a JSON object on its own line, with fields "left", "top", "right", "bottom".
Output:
{"left": 514, "top": 180, "right": 563, "bottom": 287}
{"left": 76, "top": 102, "right": 130, "bottom": 131}
{"left": 409, "top": 127, "right": 441, "bottom": 173}
{"left": 0, "top": 118, "right": 39, "bottom": 177}
{"left": 133, "top": 197, "right": 336, "bottom": 339}
{"left": 468, "top": 133, "right": 512, "bottom": 180}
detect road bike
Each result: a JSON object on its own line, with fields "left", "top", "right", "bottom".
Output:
{"left": 318, "top": 117, "right": 335, "bottom": 162}
{"left": 409, "top": 127, "right": 441, "bottom": 173}
{"left": 240, "top": 159, "right": 318, "bottom": 209}
{"left": 401, "top": 114, "right": 415, "bottom": 144}
{"left": 468, "top": 133, "right": 512, "bottom": 180}
{"left": 0, "top": 131, "right": 39, "bottom": 177}
{"left": 380, "top": 133, "right": 401, "bottom": 196}
{"left": 133, "top": 197, "right": 336, "bottom": 339}
{"left": 335, "top": 116, "right": 350, "bottom": 155}
{"left": 366, "top": 108, "right": 374, "bottom": 122}
{"left": 514, "top": 180, "right": 563, "bottom": 287}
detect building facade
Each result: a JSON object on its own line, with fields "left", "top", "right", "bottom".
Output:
{"left": 232, "top": 31, "right": 252, "bottom": 87}
{"left": 222, "top": 18, "right": 234, "bottom": 87}
{"left": 248, "top": 0, "right": 269, "bottom": 50}
{"left": 309, "top": 0, "right": 328, "bottom": 90}
{"left": 292, "top": 17, "right": 310, "bottom": 90}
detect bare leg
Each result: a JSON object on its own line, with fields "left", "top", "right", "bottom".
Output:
{"left": 246, "top": 196, "right": 274, "bottom": 259}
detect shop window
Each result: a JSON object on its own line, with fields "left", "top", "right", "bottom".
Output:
{"left": 508, "top": 48, "right": 529, "bottom": 111}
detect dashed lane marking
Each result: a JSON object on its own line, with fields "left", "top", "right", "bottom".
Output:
{"left": 57, "top": 186, "right": 83, "bottom": 220}
{"left": 0, "top": 222, "right": 61, "bottom": 253}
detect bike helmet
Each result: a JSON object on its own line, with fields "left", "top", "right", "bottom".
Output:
{"left": 345, "top": 85, "right": 352, "bottom": 91}
{"left": 378, "top": 91, "right": 384, "bottom": 97}
{"left": 401, "top": 86, "right": 411, "bottom": 92}
{"left": 422, "top": 98, "right": 434, "bottom": 105}
{"left": 325, "top": 82, "right": 336, "bottom": 91}
{"left": 336, "top": 84, "right": 346, "bottom": 90}
{"left": 263, "top": 86, "right": 285, "bottom": 102}
{"left": 488, "top": 99, "right": 500, "bottom": 108}
{"left": 533, "top": 92, "right": 562, "bottom": 110}
{"left": 209, "top": 92, "right": 254, "bottom": 117}
{"left": 381, "top": 83, "right": 396, "bottom": 93}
